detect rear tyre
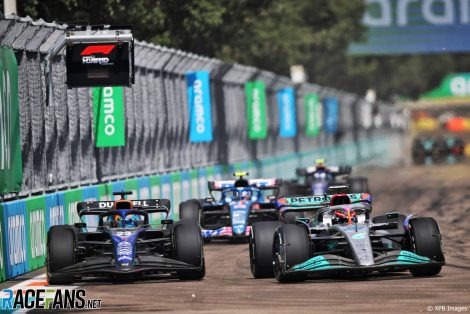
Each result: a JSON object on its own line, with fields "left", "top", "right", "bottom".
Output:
{"left": 47, "top": 226, "right": 76, "bottom": 285}
{"left": 349, "top": 177, "right": 369, "bottom": 193}
{"left": 179, "top": 200, "right": 201, "bottom": 224}
{"left": 273, "top": 224, "right": 310, "bottom": 283}
{"left": 249, "top": 221, "right": 281, "bottom": 278}
{"left": 408, "top": 217, "right": 444, "bottom": 277}
{"left": 174, "top": 222, "right": 205, "bottom": 280}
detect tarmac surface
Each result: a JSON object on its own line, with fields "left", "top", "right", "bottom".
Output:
{"left": 4, "top": 162, "right": 470, "bottom": 313}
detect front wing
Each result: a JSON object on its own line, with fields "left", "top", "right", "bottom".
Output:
{"left": 49, "top": 255, "right": 200, "bottom": 277}
{"left": 287, "top": 250, "right": 444, "bottom": 276}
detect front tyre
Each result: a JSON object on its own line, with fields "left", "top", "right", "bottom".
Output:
{"left": 273, "top": 224, "right": 310, "bottom": 283}
{"left": 173, "top": 222, "right": 205, "bottom": 280}
{"left": 249, "top": 221, "right": 281, "bottom": 278}
{"left": 408, "top": 217, "right": 444, "bottom": 277}
{"left": 47, "top": 226, "right": 77, "bottom": 285}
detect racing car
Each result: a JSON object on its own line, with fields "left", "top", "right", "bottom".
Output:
{"left": 249, "top": 187, "right": 444, "bottom": 282}
{"left": 281, "top": 159, "right": 369, "bottom": 196}
{"left": 412, "top": 135, "right": 464, "bottom": 164}
{"left": 179, "top": 172, "right": 281, "bottom": 240}
{"left": 47, "top": 191, "right": 205, "bottom": 284}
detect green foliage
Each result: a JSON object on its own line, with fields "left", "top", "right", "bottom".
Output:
{"left": 14, "top": 0, "right": 470, "bottom": 99}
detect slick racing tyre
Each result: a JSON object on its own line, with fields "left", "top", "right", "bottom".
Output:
{"left": 273, "top": 224, "right": 310, "bottom": 283}
{"left": 349, "top": 177, "right": 369, "bottom": 194}
{"left": 179, "top": 200, "right": 201, "bottom": 224}
{"left": 408, "top": 217, "right": 444, "bottom": 277}
{"left": 174, "top": 222, "right": 205, "bottom": 280}
{"left": 47, "top": 226, "right": 77, "bottom": 285}
{"left": 250, "top": 221, "right": 281, "bottom": 278}
{"left": 284, "top": 212, "right": 305, "bottom": 224}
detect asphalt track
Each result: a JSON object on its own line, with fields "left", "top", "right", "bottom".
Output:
{"left": 3, "top": 162, "right": 470, "bottom": 313}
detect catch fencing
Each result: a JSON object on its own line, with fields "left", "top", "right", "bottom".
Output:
{"left": 0, "top": 15, "right": 405, "bottom": 198}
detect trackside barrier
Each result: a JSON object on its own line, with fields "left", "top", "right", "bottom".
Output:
{"left": 0, "top": 132, "right": 402, "bottom": 282}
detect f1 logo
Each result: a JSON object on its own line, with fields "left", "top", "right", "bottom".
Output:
{"left": 80, "top": 45, "right": 116, "bottom": 56}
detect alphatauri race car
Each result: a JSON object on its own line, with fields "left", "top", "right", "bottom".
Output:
{"left": 249, "top": 187, "right": 444, "bottom": 282}
{"left": 47, "top": 191, "right": 205, "bottom": 284}
{"left": 179, "top": 172, "right": 281, "bottom": 240}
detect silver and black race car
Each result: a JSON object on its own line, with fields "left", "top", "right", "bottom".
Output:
{"left": 47, "top": 192, "right": 205, "bottom": 284}
{"left": 249, "top": 187, "right": 444, "bottom": 282}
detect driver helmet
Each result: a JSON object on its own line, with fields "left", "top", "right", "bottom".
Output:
{"left": 110, "top": 214, "right": 139, "bottom": 228}
{"left": 315, "top": 158, "right": 327, "bottom": 170}
{"left": 240, "top": 190, "right": 251, "bottom": 200}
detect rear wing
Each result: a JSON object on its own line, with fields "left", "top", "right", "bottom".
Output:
{"left": 208, "top": 178, "right": 282, "bottom": 191}
{"left": 77, "top": 199, "right": 171, "bottom": 216}
{"left": 277, "top": 193, "right": 372, "bottom": 213}
{"left": 295, "top": 165, "right": 351, "bottom": 176}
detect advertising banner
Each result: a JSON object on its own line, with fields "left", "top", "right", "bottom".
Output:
{"left": 323, "top": 97, "right": 339, "bottom": 134}
{"left": 2, "top": 200, "right": 28, "bottom": 278}
{"left": 0, "top": 46, "right": 23, "bottom": 194}
{"left": 349, "top": 0, "right": 470, "bottom": 55}
{"left": 93, "top": 86, "right": 125, "bottom": 147}
{"left": 24, "top": 196, "right": 46, "bottom": 271}
{"left": 45, "top": 194, "right": 63, "bottom": 231}
{"left": 245, "top": 81, "right": 268, "bottom": 139}
{"left": 186, "top": 71, "right": 213, "bottom": 142}
{"left": 60, "top": 189, "right": 83, "bottom": 225}
{"left": 160, "top": 174, "right": 172, "bottom": 218}
{"left": 277, "top": 87, "right": 297, "bottom": 137}
{"left": 171, "top": 173, "right": 181, "bottom": 219}
{"left": 421, "top": 73, "right": 470, "bottom": 99}
{"left": 303, "top": 93, "right": 322, "bottom": 137}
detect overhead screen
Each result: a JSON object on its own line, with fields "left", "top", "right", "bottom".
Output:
{"left": 349, "top": 0, "right": 470, "bottom": 55}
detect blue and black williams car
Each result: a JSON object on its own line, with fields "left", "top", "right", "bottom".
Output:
{"left": 46, "top": 191, "right": 205, "bottom": 285}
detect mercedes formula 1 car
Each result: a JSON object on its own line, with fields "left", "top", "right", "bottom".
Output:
{"left": 47, "top": 191, "right": 205, "bottom": 284}
{"left": 179, "top": 172, "right": 281, "bottom": 240}
{"left": 249, "top": 187, "right": 444, "bottom": 282}
{"left": 282, "top": 159, "right": 369, "bottom": 196}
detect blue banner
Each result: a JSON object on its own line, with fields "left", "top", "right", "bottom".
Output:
{"left": 323, "top": 97, "right": 338, "bottom": 134}
{"left": 349, "top": 0, "right": 470, "bottom": 55}
{"left": 2, "top": 200, "right": 28, "bottom": 278}
{"left": 186, "top": 71, "right": 213, "bottom": 142}
{"left": 277, "top": 87, "right": 297, "bottom": 137}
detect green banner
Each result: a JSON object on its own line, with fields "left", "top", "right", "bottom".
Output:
{"left": 245, "top": 81, "right": 268, "bottom": 139}
{"left": 421, "top": 73, "right": 470, "bottom": 99}
{"left": 0, "top": 47, "right": 23, "bottom": 194}
{"left": 304, "top": 93, "right": 321, "bottom": 137}
{"left": 93, "top": 86, "right": 125, "bottom": 147}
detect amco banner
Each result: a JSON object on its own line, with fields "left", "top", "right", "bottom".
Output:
{"left": 93, "top": 86, "right": 125, "bottom": 147}
{"left": 304, "top": 93, "right": 321, "bottom": 137}
{"left": 186, "top": 71, "right": 213, "bottom": 142}
{"left": 245, "top": 81, "right": 268, "bottom": 139}
{"left": 323, "top": 97, "right": 338, "bottom": 134}
{"left": 0, "top": 46, "right": 23, "bottom": 194}
{"left": 277, "top": 87, "right": 297, "bottom": 138}
{"left": 349, "top": 0, "right": 470, "bottom": 55}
